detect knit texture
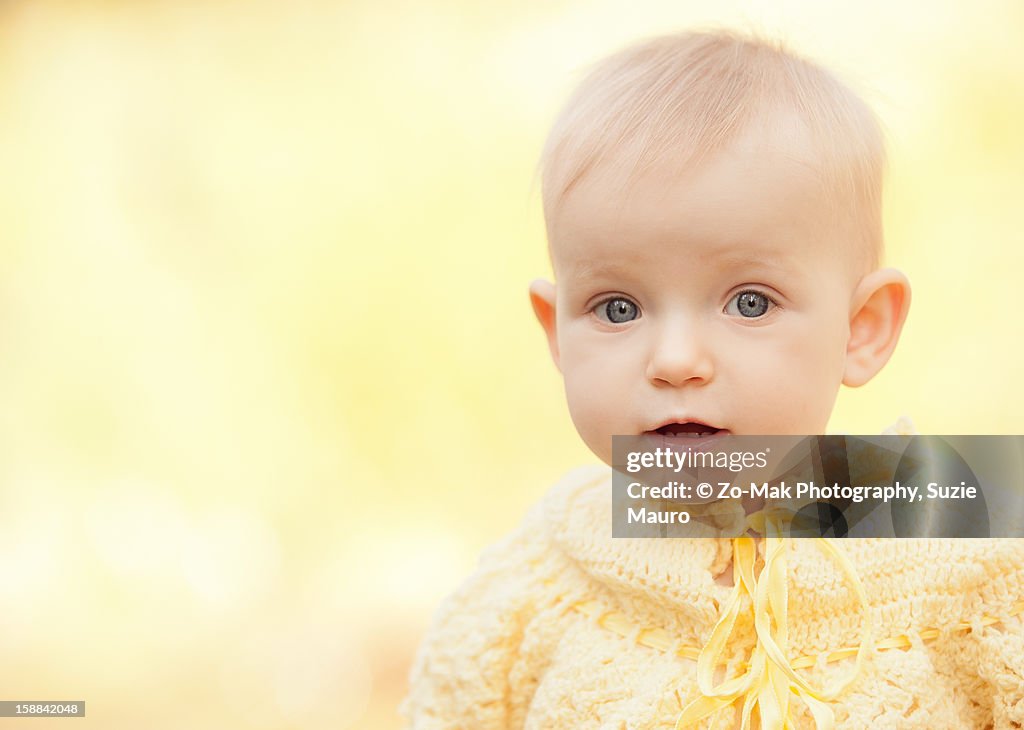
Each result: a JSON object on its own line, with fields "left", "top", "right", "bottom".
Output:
{"left": 403, "top": 459, "right": 1024, "bottom": 728}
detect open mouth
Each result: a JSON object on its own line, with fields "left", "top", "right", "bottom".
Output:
{"left": 649, "top": 422, "right": 725, "bottom": 438}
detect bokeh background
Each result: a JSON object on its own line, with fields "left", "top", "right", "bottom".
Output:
{"left": 0, "top": 0, "right": 1021, "bottom": 727}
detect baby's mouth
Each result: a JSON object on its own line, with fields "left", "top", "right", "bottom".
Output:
{"left": 639, "top": 422, "right": 729, "bottom": 454}
{"left": 649, "top": 422, "right": 725, "bottom": 438}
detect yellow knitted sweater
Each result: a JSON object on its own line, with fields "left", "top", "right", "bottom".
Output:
{"left": 403, "top": 456, "right": 1024, "bottom": 728}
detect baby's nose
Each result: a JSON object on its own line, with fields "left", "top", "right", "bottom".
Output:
{"left": 645, "top": 320, "right": 715, "bottom": 386}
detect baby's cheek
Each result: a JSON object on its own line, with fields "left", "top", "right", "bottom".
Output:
{"left": 764, "top": 351, "right": 843, "bottom": 431}
{"left": 565, "top": 384, "right": 610, "bottom": 430}
{"left": 563, "top": 378, "right": 624, "bottom": 461}
{"left": 742, "top": 384, "right": 829, "bottom": 435}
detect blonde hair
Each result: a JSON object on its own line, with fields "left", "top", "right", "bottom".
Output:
{"left": 538, "top": 29, "right": 887, "bottom": 272}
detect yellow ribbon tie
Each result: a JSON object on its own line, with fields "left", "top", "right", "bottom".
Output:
{"left": 675, "top": 508, "right": 874, "bottom": 730}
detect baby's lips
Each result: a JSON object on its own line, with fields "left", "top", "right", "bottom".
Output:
{"left": 654, "top": 421, "right": 722, "bottom": 437}
{"left": 644, "top": 419, "right": 728, "bottom": 441}
{"left": 642, "top": 425, "right": 732, "bottom": 455}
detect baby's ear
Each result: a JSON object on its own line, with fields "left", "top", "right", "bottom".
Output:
{"left": 843, "top": 268, "right": 912, "bottom": 387}
{"left": 529, "top": 279, "right": 560, "bottom": 371}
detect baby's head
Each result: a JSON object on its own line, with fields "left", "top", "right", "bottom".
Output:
{"left": 530, "top": 29, "right": 911, "bottom": 467}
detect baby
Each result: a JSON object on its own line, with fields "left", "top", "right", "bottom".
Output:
{"left": 402, "top": 29, "right": 1024, "bottom": 729}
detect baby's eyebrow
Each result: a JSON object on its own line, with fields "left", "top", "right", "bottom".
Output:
{"left": 707, "top": 248, "right": 800, "bottom": 277}
{"left": 559, "top": 258, "right": 631, "bottom": 281}
{"left": 570, "top": 260, "right": 618, "bottom": 277}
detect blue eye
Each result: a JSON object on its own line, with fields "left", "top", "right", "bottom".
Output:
{"left": 726, "top": 290, "right": 775, "bottom": 318}
{"left": 596, "top": 297, "right": 639, "bottom": 323}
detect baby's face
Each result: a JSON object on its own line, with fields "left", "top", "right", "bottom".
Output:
{"left": 543, "top": 123, "right": 865, "bottom": 466}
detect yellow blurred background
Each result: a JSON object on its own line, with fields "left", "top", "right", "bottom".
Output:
{"left": 0, "top": 0, "right": 1021, "bottom": 727}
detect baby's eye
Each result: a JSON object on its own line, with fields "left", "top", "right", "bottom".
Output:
{"left": 594, "top": 297, "right": 640, "bottom": 324}
{"left": 725, "top": 290, "right": 776, "bottom": 318}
